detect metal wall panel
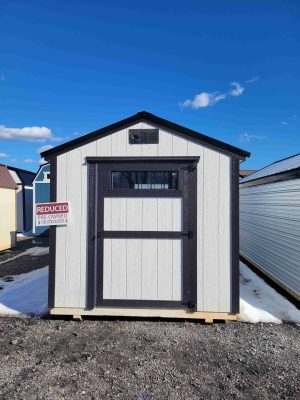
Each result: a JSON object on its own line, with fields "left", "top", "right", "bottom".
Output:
{"left": 240, "top": 178, "right": 300, "bottom": 299}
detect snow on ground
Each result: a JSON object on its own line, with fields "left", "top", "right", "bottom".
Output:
{"left": 0, "top": 267, "right": 48, "bottom": 317}
{"left": 0, "top": 247, "right": 49, "bottom": 265}
{"left": 239, "top": 261, "right": 300, "bottom": 324}
{"left": 17, "top": 230, "right": 33, "bottom": 238}
{"left": 0, "top": 257, "right": 299, "bottom": 322}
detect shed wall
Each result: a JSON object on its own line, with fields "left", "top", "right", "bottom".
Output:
{"left": 54, "top": 122, "right": 232, "bottom": 312}
{"left": 0, "top": 188, "right": 16, "bottom": 251}
{"left": 240, "top": 178, "right": 300, "bottom": 300}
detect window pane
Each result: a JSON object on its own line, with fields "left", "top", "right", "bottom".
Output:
{"left": 112, "top": 171, "right": 178, "bottom": 190}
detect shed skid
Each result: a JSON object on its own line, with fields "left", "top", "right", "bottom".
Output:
{"left": 50, "top": 307, "right": 238, "bottom": 323}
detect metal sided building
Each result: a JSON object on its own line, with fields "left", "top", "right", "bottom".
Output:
{"left": 42, "top": 112, "right": 250, "bottom": 322}
{"left": 5, "top": 166, "right": 35, "bottom": 233}
{"left": 240, "top": 153, "right": 300, "bottom": 301}
{"left": 0, "top": 166, "right": 17, "bottom": 251}
{"left": 33, "top": 163, "right": 50, "bottom": 236}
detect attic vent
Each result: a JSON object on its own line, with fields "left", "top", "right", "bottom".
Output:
{"left": 129, "top": 129, "right": 159, "bottom": 145}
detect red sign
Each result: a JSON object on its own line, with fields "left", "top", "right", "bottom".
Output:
{"left": 36, "top": 202, "right": 69, "bottom": 226}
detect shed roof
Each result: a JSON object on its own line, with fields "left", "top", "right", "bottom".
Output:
{"left": 240, "top": 170, "right": 257, "bottom": 178}
{"left": 41, "top": 111, "right": 250, "bottom": 159}
{"left": 0, "top": 166, "right": 18, "bottom": 189}
{"left": 4, "top": 165, "right": 36, "bottom": 186}
{"left": 240, "top": 153, "right": 300, "bottom": 183}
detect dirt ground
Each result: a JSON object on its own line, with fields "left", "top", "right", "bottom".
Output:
{"left": 0, "top": 318, "right": 299, "bottom": 400}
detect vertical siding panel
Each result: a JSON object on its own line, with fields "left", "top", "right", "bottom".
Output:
{"left": 157, "top": 199, "right": 173, "bottom": 231}
{"left": 188, "top": 141, "right": 205, "bottom": 311}
{"left": 202, "top": 149, "right": 220, "bottom": 311}
{"left": 111, "top": 239, "right": 127, "bottom": 298}
{"left": 111, "top": 198, "right": 127, "bottom": 230}
{"left": 126, "top": 199, "right": 143, "bottom": 230}
{"left": 141, "top": 122, "right": 158, "bottom": 156}
{"left": 54, "top": 153, "right": 67, "bottom": 307}
{"left": 172, "top": 198, "right": 182, "bottom": 231}
{"left": 157, "top": 240, "right": 173, "bottom": 300}
{"left": 96, "top": 135, "right": 112, "bottom": 156}
{"left": 112, "top": 129, "right": 127, "bottom": 156}
{"left": 126, "top": 239, "right": 142, "bottom": 299}
{"left": 158, "top": 130, "right": 172, "bottom": 156}
{"left": 141, "top": 239, "right": 158, "bottom": 300}
{"left": 218, "top": 155, "right": 231, "bottom": 311}
{"left": 172, "top": 133, "right": 188, "bottom": 156}
{"left": 103, "top": 239, "right": 112, "bottom": 299}
{"left": 103, "top": 198, "right": 112, "bottom": 231}
{"left": 80, "top": 142, "right": 97, "bottom": 307}
{"left": 172, "top": 239, "right": 182, "bottom": 300}
{"left": 142, "top": 198, "right": 158, "bottom": 230}
{"left": 65, "top": 148, "right": 82, "bottom": 307}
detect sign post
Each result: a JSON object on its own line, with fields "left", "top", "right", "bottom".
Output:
{"left": 35, "top": 202, "right": 70, "bottom": 226}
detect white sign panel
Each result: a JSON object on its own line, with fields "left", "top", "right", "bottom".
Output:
{"left": 36, "top": 202, "right": 70, "bottom": 226}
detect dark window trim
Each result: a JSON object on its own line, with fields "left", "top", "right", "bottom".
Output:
{"left": 240, "top": 167, "right": 300, "bottom": 188}
{"left": 42, "top": 111, "right": 250, "bottom": 159}
{"left": 86, "top": 156, "right": 200, "bottom": 164}
{"left": 230, "top": 157, "right": 240, "bottom": 314}
{"left": 100, "top": 231, "right": 183, "bottom": 239}
{"left": 48, "top": 157, "right": 57, "bottom": 309}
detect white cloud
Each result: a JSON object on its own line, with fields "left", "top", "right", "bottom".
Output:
{"left": 10, "top": 158, "right": 16, "bottom": 162}
{"left": 37, "top": 144, "right": 54, "bottom": 154}
{"left": 39, "top": 158, "right": 47, "bottom": 165}
{"left": 0, "top": 152, "right": 9, "bottom": 157}
{"left": 180, "top": 92, "right": 226, "bottom": 109}
{"left": 281, "top": 121, "right": 288, "bottom": 126}
{"left": 230, "top": 82, "right": 245, "bottom": 97}
{"left": 73, "top": 131, "right": 81, "bottom": 136}
{"left": 24, "top": 159, "right": 35, "bottom": 163}
{"left": 180, "top": 81, "right": 245, "bottom": 110}
{"left": 240, "top": 132, "right": 266, "bottom": 143}
{"left": 0, "top": 125, "right": 53, "bottom": 142}
{"left": 246, "top": 76, "right": 259, "bottom": 83}
{"left": 0, "top": 74, "right": 5, "bottom": 81}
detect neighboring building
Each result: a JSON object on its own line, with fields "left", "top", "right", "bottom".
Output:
{"left": 0, "top": 166, "right": 17, "bottom": 251}
{"left": 239, "top": 170, "right": 256, "bottom": 179}
{"left": 33, "top": 163, "right": 50, "bottom": 236}
{"left": 240, "top": 153, "right": 300, "bottom": 301}
{"left": 4, "top": 165, "right": 35, "bottom": 233}
{"left": 42, "top": 111, "right": 250, "bottom": 322}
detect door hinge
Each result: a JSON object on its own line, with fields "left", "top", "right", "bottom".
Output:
{"left": 181, "top": 231, "right": 192, "bottom": 239}
{"left": 92, "top": 231, "right": 103, "bottom": 241}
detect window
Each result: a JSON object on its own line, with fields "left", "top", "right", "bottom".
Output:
{"left": 112, "top": 171, "right": 178, "bottom": 190}
{"left": 43, "top": 172, "right": 50, "bottom": 182}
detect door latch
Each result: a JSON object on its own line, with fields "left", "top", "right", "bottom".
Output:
{"left": 181, "top": 231, "right": 192, "bottom": 239}
{"left": 93, "top": 231, "right": 103, "bottom": 240}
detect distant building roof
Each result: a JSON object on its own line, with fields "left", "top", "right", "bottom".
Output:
{"left": 2, "top": 165, "right": 36, "bottom": 186}
{"left": 239, "top": 170, "right": 257, "bottom": 178}
{"left": 0, "top": 166, "right": 18, "bottom": 189}
{"left": 240, "top": 153, "right": 300, "bottom": 183}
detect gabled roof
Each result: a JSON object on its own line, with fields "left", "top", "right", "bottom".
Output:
{"left": 240, "top": 153, "right": 300, "bottom": 184}
{"left": 2, "top": 165, "right": 36, "bottom": 186}
{"left": 0, "top": 166, "right": 18, "bottom": 189}
{"left": 239, "top": 170, "right": 257, "bottom": 178}
{"left": 34, "top": 163, "right": 50, "bottom": 183}
{"left": 42, "top": 111, "right": 250, "bottom": 159}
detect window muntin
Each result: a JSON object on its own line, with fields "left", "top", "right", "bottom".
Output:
{"left": 112, "top": 171, "right": 178, "bottom": 190}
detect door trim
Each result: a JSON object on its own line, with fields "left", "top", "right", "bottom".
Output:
{"left": 86, "top": 157, "right": 198, "bottom": 310}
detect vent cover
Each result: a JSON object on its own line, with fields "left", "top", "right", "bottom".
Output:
{"left": 128, "top": 129, "right": 159, "bottom": 144}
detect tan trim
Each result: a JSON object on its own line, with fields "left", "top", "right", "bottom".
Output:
{"left": 241, "top": 253, "right": 300, "bottom": 301}
{"left": 50, "top": 307, "right": 238, "bottom": 323}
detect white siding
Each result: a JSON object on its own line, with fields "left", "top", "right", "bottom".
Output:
{"left": 54, "top": 121, "right": 232, "bottom": 312}
{"left": 240, "top": 179, "right": 300, "bottom": 300}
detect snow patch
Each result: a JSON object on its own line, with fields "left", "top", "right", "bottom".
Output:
{"left": 0, "top": 267, "right": 48, "bottom": 317}
{"left": 239, "top": 262, "right": 300, "bottom": 324}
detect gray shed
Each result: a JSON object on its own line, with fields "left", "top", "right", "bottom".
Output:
{"left": 42, "top": 111, "right": 250, "bottom": 322}
{"left": 240, "top": 153, "right": 300, "bottom": 301}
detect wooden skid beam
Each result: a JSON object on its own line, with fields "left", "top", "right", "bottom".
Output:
{"left": 51, "top": 307, "right": 237, "bottom": 322}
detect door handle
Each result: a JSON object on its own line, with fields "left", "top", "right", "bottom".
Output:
{"left": 181, "top": 231, "right": 192, "bottom": 239}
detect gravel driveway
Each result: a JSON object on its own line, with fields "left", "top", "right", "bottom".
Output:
{"left": 0, "top": 318, "right": 299, "bottom": 400}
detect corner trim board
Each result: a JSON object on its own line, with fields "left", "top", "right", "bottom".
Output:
{"left": 231, "top": 156, "right": 240, "bottom": 313}
{"left": 48, "top": 157, "right": 57, "bottom": 308}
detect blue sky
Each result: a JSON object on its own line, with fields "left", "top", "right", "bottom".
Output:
{"left": 1, "top": 0, "right": 299, "bottom": 172}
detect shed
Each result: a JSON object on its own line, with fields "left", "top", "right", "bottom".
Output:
{"left": 5, "top": 166, "right": 35, "bottom": 233}
{"left": 42, "top": 111, "right": 250, "bottom": 322}
{"left": 33, "top": 163, "right": 50, "bottom": 236}
{"left": 240, "top": 153, "right": 300, "bottom": 301}
{"left": 0, "top": 166, "right": 17, "bottom": 251}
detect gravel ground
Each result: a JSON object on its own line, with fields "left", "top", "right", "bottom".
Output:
{"left": 0, "top": 237, "right": 49, "bottom": 278}
{"left": 0, "top": 318, "right": 299, "bottom": 400}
